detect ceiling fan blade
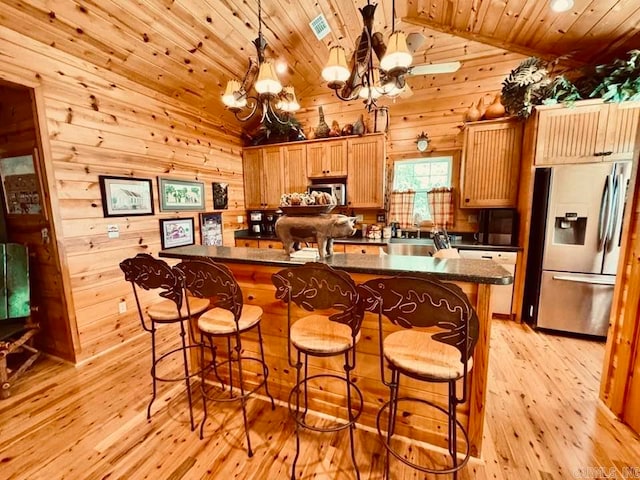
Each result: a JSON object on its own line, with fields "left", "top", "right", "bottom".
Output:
{"left": 408, "top": 61, "right": 461, "bottom": 75}
{"left": 406, "top": 32, "right": 426, "bottom": 54}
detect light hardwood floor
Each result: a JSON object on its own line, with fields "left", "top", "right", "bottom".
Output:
{"left": 1, "top": 320, "right": 639, "bottom": 480}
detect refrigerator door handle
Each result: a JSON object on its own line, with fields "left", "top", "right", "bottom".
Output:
{"left": 598, "top": 174, "right": 613, "bottom": 251}
{"left": 552, "top": 274, "right": 616, "bottom": 286}
{"left": 606, "top": 172, "right": 624, "bottom": 253}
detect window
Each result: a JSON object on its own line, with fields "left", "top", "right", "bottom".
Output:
{"left": 392, "top": 156, "right": 453, "bottom": 222}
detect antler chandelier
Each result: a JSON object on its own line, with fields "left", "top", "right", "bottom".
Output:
{"left": 222, "top": 0, "right": 300, "bottom": 123}
{"left": 322, "top": 0, "right": 411, "bottom": 110}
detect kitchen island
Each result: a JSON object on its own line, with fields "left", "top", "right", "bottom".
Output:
{"left": 159, "top": 245, "right": 513, "bottom": 457}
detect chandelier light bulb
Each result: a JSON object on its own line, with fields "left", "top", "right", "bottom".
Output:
{"left": 550, "top": 0, "right": 574, "bottom": 12}
{"left": 255, "top": 61, "right": 283, "bottom": 95}
{"left": 380, "top": 31, "right": 412, "bottom": 74}
{"left": 222, "top": 80, "right": 247, "bottom": 109}
{"left": 322, "top": 46, "right": 350, "bottom": 88}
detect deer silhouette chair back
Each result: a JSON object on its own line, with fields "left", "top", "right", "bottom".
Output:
{"left": 272, "top": 262, "right": 367, "bottom": 480}
{"left": 175, "top": 257, "right": 274, "bottom": 455}
{"left": 361, "top": 275, "right": 479, "bottom": 480}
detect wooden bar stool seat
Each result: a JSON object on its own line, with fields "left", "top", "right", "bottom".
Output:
{"left": 175, "top": 257, "right": 275, "bottom": 457}
{"left": 290, "top": 314, "right": 361, "bottom": 354}
{"left": 362, "top": 275, "right": 479, "bottom": 480}
{"left": 147, "top": 297, "right": 210, "bottom": 322}
{"left": 198, "top": 304, "right": 262, "bottom": 334}
{"left": 383, "top": 330, "right": 473, "bottom": 380}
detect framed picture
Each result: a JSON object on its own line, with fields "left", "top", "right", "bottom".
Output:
{"left": 158, "top": 177, "right": 205, "bottom": 211}
{"left": 212, "top": 182, "right": 228, "bottom": 210}
{"left": 98, "top": 175, "right": 154, "bottom": 217}
{"left": 0, "top": 154, "right": 42, "bottom": 215}
{"left": 159, "top": 217, "right": 195, "bottom": 249}
{"left": 200, "top": 212, "right": 223, "bottom": 246}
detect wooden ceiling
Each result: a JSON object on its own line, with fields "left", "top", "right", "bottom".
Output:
{"left": 0, "top": 0, "right": 637, "bottom": 123}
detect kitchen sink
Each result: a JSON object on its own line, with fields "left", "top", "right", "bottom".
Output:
{"left": 382, "top": 239, "right": 435, "bottom": 256}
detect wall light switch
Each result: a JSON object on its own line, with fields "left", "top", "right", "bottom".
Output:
{"left": 118, "top": 300, "right": 127, "bottom": 314}
{"left": 236, "top": 215, "right": 244, "bottom": 224}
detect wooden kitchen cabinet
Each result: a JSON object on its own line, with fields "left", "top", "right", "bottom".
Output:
{"left": 534, "top": 101, "right": 640, "bottom": 166}
{"left": 306, "top": 139, "right": 347, "bottom": 178}
{"left": 236, "top": 238, "right": 260, "bottom": 248}
{"left": 343, "top": 244, "right": 382, "bottom": 255}
{"left": 461, "top": 118, "right": 522, "bottom": 208}
{"left": 283, "top": 143, "right": 308, "bottom": 193}
{"left": 242, "top": 146, "right": 285, "bottom": 209}
{"left": 347, "top": 134, "right": 386, "bottom": 208}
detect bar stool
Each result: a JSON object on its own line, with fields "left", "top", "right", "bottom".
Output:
{"left": 362, "top": 275, "right": 479, "bottom": 479}
{"left": 119, "top": 253, "right": 210, "bottom": 431}
{"left": 272, "top": 262, "right": 367, "bottom": 480}
{"left": 175, "top": 257, "right": 275, "bottom": 456}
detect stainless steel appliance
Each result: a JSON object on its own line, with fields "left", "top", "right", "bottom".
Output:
{"left": 524, "top": 162, "right": 632, "bottom": 336}
{"left": 477, "top": 208, "right": 518, "bottom": 246}
{"left": 307, "top": 183, "right": 346, "bottom": 205}
{"left": 262, "top": 211, "right": 279, "bottom": 236}
{"left": 248, "top": 210, "right": 263, "bottom": 235}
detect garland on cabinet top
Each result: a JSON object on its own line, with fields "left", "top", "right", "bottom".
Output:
{"left": 501, "top": 49, "right": 640, "bottom": 118}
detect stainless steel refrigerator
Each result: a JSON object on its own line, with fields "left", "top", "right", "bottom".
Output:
{"left": 524, "top": 161, "right": 632, "bottom": 336}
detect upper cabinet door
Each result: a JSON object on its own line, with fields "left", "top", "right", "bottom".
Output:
{"left": 261, "top": 146, "right": 284, "bottom": 208}
{"left": 347, "top": 135, "right": 385, "bottom": 208}
{"left": 284, "top": 144, "right": 307, "bottom": 194}
{"left": 603, "top": 102, "right": 640, "bottom": 162}
{"left": 461, "top": 118, "right": 523, "bottom": 208}
{"left": 306, "top": 139, "right": 347, "bottom": 178}
{"left": 242, "top": 149, "right": 263, "bottom": 209}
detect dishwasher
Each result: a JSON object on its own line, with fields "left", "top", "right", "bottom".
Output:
{"left": 458, "top": 250, "right": 517, "bottom": 318}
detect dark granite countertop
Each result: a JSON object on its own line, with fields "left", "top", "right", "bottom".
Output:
{"left": 159, "top": 245, "right": 513, "bottom": 285}
{"left": 233, "top": 230, "right": 520, "bottom": 252}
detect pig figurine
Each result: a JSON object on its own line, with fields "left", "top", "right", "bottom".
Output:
{"left": 275, "top": 214, "right": 357, "bottom": 258}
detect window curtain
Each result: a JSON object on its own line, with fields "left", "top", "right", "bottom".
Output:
{"left": 389, "top": 191, "right": 415, "bottom": 229}
{"left": 427, "top": 187, "right": 454, "bottom": 230}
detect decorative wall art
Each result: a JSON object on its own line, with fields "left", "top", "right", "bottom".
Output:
{"left": 0, "top": 154, "right": 42, "bottom": 215}
{"left": 158, "top": 177, "right": 205, "bottom": 211}
{"left": 212, "top": 182, "right": 229, "bottom": 210}
{"left": 98, "top": 175, "right": 154, "bottom": 217}
{"left": 159, "top": 217, "right": 195, "bottom": 249}
{"left": 199, "top": 212, "right": 223, "bottom": 246}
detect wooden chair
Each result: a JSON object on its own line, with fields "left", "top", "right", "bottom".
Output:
{"left": 175, "top": 257, "right": 275, "bottom": 456}
{"left": 119, "top": 253, "right": 210, "bottom": 431}
{"left": 361, "top": 275, "right": 479, "bottom": 479}
{"left": 272, "top": 262, "right": 368, "bottom": 480}
{"left": 0, "top": 243, "right": 38, "bottom": 399}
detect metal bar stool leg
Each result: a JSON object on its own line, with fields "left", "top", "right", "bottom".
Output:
{"left": 449, "top": 379, "right": 459, "bottom": 480}
{"left": 257, "top": 323, "right": 275, "bottom": 410}
{"left": 291, "top": 349, "right": 303, "bottom": 480}
{"left": 226, "top": 336, "right": 234, "bottom": 398}
{"left": 385, "top": 368, "right": 400, "bottom": 480}
{"left": 147, "top": 323, "right": 158, "bottom": 421}
{"left": 302, "top": 352, "right": 310, "bottom": 419}
{"left": 208, "top": 336, "right": 225, "bottom": 390}
{"left": 345, "top": 350, "right": 360, "bottom": 480}
{"left": 234, "top": 332, "right": 253, "bottom": 457}
{"left": 178, "top": 320, "right": 196, "bottom": 431}
{"left": 199, "top": 333, "right": 208, "bottom": 439}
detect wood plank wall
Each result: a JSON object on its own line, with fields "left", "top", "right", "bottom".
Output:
{"left": 0, "top": 26, "right": 245, "bottom": 362}
{"left": 295, "top": 48, "right": 526, "bottom": 231}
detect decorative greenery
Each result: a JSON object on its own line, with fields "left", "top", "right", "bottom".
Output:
{"left": 590, "top": 50, "right": 640, "bottom": 102}
{"left": 243, "top": 114, "right": 306, "bottom": 146}
{"left": 501, "top": 57, "right": 553, "bottom": 118}
{"left": 541, "top": 75, "right": 582, "bottom": 106}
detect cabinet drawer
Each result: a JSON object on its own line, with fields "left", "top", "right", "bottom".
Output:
{"left": 458, "top": 250, "right": 517, "bottom": 264}
{"left": 259, "top": 240, "right": 283, "bottom": 250}
{"left": 343, "top": 244, "right": 382, "bottom": 255}
{"left": 235, "top": 239, "right": 260, "bottom": 248}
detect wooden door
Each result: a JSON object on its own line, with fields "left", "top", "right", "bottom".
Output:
{"left": 0, "top": 82, "right": 75, "bottom": 361}
{"left": 261, "top": 146, "right": 284, "bottom": 208}
{"left": 347, "top": 135, "right": 385, "bottom": 208}
{"left": 326, "top": 140, "right": 347, "bottom": 176}
{"left": 461, "top": 118, "right": 522, "bottom": 208}
{"left": 283, "top": 144, "right": 307, "bottom": 194}
{"left": 603, "top": 102, "right": 640, "bottom": 162}
{"left": 534, "top": 102, "right": 609, "bottom": 165}
{"left": 306, "top": 143, "right": 326, "bottom": 177}
{"left": 242, "top": 149, "right": 262, "bottom": 209}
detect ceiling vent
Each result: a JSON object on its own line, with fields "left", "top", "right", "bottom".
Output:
{"left": 309, "top": 13, "right": 330, "bottom": 40}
